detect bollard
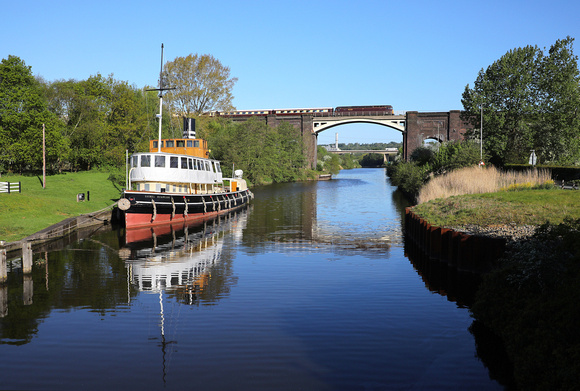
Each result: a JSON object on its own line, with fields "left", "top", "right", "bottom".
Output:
{"left": 22, "top": 242, "right": 33, "bottom": 274}
{"left": 0, "top": 249, "right": 6, "bottom": 284}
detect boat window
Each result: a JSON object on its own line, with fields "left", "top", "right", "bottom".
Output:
{"left": 166, "top": 140, "right": 175, "bottom": 148}
{"left": 153, "top": 141, "right": 158, "bottom": 149}
{"left": 197, "top": 160, "right": 202, "bottom": 170}
{"left": 177, "top": 140, "right": 185, "bottom": 148}
{"left": 141, "top": 155, "right": 151, "bottom": 167}
{"left": 181, "top": 157, "right": 188, "bottom": 169}
{"left": 188, "top": 158, "right": 193, "bottom": 170}
{"left": 170, "top": 157, "right": 178, "bottom": 168}
{"left": 187, "top": 140, "right": 193, "bottom": 147}
{"left": 205, "top": 161, "right": 210, "bottom": 171}
{"left": 131, "top": 156, "right": 138, "bottom": 168}
{"left": 215, "top": 162, "right": 221, "bottom": 172}
{"left": 144, "top": 183, "right": 150, "bottom": 191}
{"left": 155, "top": 155, "right": 165, "bottom": 167}
{"left": 194, "top": 140, "right": 200, "bottom": 148}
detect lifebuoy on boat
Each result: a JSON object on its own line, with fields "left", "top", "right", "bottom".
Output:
{"left": 118, "top": 198, "right": 131, "bottom": 211}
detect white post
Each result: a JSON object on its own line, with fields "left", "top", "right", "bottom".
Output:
{"left": 43, "top": 124, "right": 46, "bottom": 189}
{"left": 22, "top": 242, "right": 33, "bottom": 274}
{"left": 125, "top": 149, "right": 129, "bottom": 189}
{"left": 0, "top": 248, "right": 6, "bottom": 284}
{"left": 480, "top": 105, "right": 483, "bottom": 161}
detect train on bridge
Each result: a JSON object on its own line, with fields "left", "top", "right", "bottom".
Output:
{"left": 211, "top": 105, "right": 394, "bottom": 118}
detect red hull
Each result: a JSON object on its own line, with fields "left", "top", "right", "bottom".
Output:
{"left": 124, "top": 208, "right": 242, "bottom": 244}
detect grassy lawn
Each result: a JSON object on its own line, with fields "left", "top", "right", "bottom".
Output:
{"left": 0, "top": 171, "right": 123, "bottom": 243}
{"left": 411, "top": 189, "right": 580, "bottom": 228}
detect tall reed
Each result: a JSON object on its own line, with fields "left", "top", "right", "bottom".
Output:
{"left": 417, "top": 166, "right": 553, "bottom": 204}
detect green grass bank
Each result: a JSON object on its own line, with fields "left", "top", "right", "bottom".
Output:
{"left": 410, "top": 189, "right": 580, "bottom": 229}
{"left": 0, "top": 171, "right": 122, "bottom": 243}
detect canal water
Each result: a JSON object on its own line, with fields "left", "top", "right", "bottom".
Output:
{"left": 0, "top": 168, "right": 504, "bottom": 390}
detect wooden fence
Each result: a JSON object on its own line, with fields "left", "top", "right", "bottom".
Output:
{"left": 0, "top": 182, "right": 21, "bottom": 193}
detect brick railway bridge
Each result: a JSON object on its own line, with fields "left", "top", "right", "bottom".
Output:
{"left": 220, "top": 109, "right": 473, "bottom": 168}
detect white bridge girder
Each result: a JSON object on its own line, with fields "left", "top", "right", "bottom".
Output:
{"left": 312, "top": 115, "right": 406, "bottom": 134}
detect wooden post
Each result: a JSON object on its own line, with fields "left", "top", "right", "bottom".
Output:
{"left": 22, "top": 242, "right": 33, "bottom": 274}
{"left": 23, "top": 275, "right": 33, "bottom": 306}
{"left": 0, "top": 248, "right": 6, "bottom": 284}
{"left": 43, "top": 123, "right": 46, "bottom": 189}
{"left": 0, "top": 284, "right": 7, "bottom": 317}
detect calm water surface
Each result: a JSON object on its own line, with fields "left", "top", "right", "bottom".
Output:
{"left": 0, "top": 168, "right": 504, "bottom": 390}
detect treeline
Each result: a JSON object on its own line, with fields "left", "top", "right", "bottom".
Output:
{"left": 316, "top": 147, "right": 362, "bottom": 174}
{"left": 0, "top": 55, "right": 165, "bottom": 173}
{"left": 0, "top": 55, "right": 312, "bottom": 184}
{"left": 335, "top": 142, "right": 401, "bottom": 150}
{"left": 200, "top": 117, "right": 309, "bottom": 185}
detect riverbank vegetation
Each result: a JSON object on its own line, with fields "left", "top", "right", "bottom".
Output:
{"left": 417, "top": 165, "right": 553, "bottom": 203}
{"left": 471, "top": 219, "right": 580, "bottom": 389}
{"left": 400, "top": 36, "right": 580, "bottom": 390}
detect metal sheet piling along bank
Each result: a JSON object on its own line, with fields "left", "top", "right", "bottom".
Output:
{"left": 118, "top": 44, "right": 253, "bottom": 237}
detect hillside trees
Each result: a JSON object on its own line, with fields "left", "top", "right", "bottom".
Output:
{"left": 462, "top": 36, "right": 580, "bottom": 165}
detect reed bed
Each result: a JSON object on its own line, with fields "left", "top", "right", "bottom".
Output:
{"left": 417, "top": 166, "right": 553, "bottom": 204}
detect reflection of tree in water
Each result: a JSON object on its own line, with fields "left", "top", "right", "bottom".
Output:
{"left": 0, "top": 208, "right": 249, "bottom": 345}
{"left": 242, "top": 181, "right": 411, "bottom": 259}
{"left": 404, "top": 238, "right": 516, "bottom": 389}
{"left": 0, "top": 228, "right": 132, "bottom": 345}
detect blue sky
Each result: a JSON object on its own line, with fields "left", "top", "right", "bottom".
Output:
{"left": 2, "top": 0, "right": 579, "bottom": 145}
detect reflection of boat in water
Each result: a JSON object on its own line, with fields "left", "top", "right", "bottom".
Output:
{"left": 122, "top": 207, "right": 249, "bottom": 296}
{"left": 121, "top": 207, "right": 249, "bottom": 384}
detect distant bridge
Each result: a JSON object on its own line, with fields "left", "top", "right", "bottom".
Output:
{"left": 326, "top": 148, "right": 399, "bottom": 162}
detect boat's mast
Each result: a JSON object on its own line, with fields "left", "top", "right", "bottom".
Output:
{"left": 148, "top": 44, "right": 175, "bottom": 152}
{"left": 157, "top": 44, "right": 164, "bottom": 153}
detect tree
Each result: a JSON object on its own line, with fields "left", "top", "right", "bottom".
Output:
{"left": 462, "top": 45, "right": 543, "bottom": 165}
{"left": 0, "top": 55, "right": 67, "bottom": 173}
{"left": 462, "top": 37, "right": 580, "bottom": 166}
{"left": 535, "top": 37, "right": 580, "bottom": 164}
{"left": 201, "top": 118, "right": 306, "bottom": 184}
{"left": 163, "top": 54, "right": 237, "bottom": 116}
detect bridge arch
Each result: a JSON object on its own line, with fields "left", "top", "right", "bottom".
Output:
{"left": 313, "top": 116, "right": 406, "bottom": 134}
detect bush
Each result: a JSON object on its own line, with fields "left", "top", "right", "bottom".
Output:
{"left": 389, "top": 162, "right": 429, "bottom": 202}
{"left": 471, "top": 219, "right": 580, "bottom": 390}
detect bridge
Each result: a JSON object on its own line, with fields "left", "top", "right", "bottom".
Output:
{"left": 217, "top": 109, "right": 473, "bottom": 168}
{"left": 313, "top": 115, "right": 406, "bottom": 134}
{"left": 326, "top": 148, "right": 399, "bottom": 162}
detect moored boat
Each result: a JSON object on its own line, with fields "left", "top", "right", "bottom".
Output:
{"left": 118, "top": 44, "right": 253, "bottom": 229}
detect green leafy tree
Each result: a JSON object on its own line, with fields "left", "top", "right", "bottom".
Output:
{"left": 430, "top": 140, "right": 485, "bottom": 175}
{"left": 462, "top": 37, "right": 580, "bottom": 166}
{"left": 360, "top": 153, "right": 384, "bottom": 167}
{"left": 163, "top": 54, "right": 237, "bottom": 115}
{"left": 535, "top": 37, "right": 580, "bottom": 164}
{"left": 0, "top": 56, "right": 67, "bottom": 173}
{"left": 462, "top": 45, "right": 543, "bottom": 165}
{"left": 201, "top": 118, "right": 306, "bottom": 184}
